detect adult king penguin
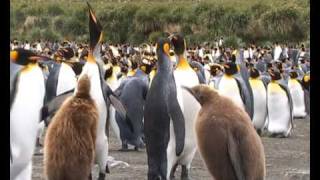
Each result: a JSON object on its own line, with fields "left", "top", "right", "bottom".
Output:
{"left": 216, "top": 62, "right": 254, "bottom": 119}
{"left": 288, "top": 70, "right": 307, "bottom": 118}
{"left": 169, "top": 33, "right": 201, "bottom": 180}
{"left": 249, "top": 67, "right": 268, "bottom": 135}
{"left": 76, "top": 3, "right": 128, "bottom": 179}
{"left": 266, "top": 69, "right": 293, "bottom": 137}
{"left": 10, "top": 49, "right": 46, "bottom": 180}
{"left": 144, "top": 38, "right": 186, "bottom": 180}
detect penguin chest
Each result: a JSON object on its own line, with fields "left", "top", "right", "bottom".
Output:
{"left": 107, "top": 75, "right": 120, "bottom": 91}
{"left": 10, "top": 66, "right": 45, "bottom": 159}
{"left": 267, "top": 83, "right": 291, "bottom": 133}
{"left": 218, "top": 76, "right": 244, "bottom": 109}
{"left": 56, "top": 63, "right": 77, "bottom": 95}
{"left": 172, "top": 70, "right": 200, "bottom": 163}
{"left": 249, "top": 79, "right": 267, "bottom": 129}
{"left": 81, "top": 63, "right": 107, "bottom": 133}
{"left": 288, "top": 79, "right": 306, "bottom": 117}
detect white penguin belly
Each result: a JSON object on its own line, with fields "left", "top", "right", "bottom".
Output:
{"left": 288, "top": 80, "right": 306, "bottom": 118}
{"left": 107, "top": 77, "right": 121, "bottom": 141}
{"left": 172, "top": 70, "right": 200, "bottom": 166}
{"left": 218, "top": 76, "right": 244, "bottom": 110}
{"left": 267, "top": 83, "right": 291, "bottom": 134}
{"left": 80, "top": 63, "right": 108, "bottom": 171}
{"left": 56, "top": 63, "right": 77, "bottom": 95}
{"left": 10, "top": 66, "right": 45, "bottom": 179}
{"left": 249, "top": 79, "right": 267, "bottom": 130}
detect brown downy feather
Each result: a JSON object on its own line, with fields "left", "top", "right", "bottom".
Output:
{"left": 44, "top": 74, "right": 98, "bottom": 180}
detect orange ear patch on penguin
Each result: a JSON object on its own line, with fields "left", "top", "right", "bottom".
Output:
{"left": 10, "top": 51, "right": 18, "bottom": 62}
{"left": 163, "top": 43, "right": 170, "bottom": 56}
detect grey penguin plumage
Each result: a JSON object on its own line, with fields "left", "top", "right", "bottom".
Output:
{"left": 183, "top": 85, "right": 266, "bottom": 180}
{"left": 115, "top": 76, "right": 148, "bottom": 150}
{"left": 144, "top": 38, "right": 186, "bottom": 180}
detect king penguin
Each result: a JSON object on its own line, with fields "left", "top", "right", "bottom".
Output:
{"left": 45, "top": 47, "right": 77, "bottom": 103}
{"left": 169, "top": 33, "right": 201, "bottom": 179}
{"left": 266, "top": 69, "right": 293, "bottom": 137}
{"left": 249, "top": 67, "right": 268, "bottom": 135}
{"left": 216, "top": 62, "right": 254, "bottom": 119}
{"left": 288, "top": 70, "right": 307, "bottom": 118}
{"left": 76, "top": 3, "right": 127, "bottom": 179}
{"left": 10, "top": 49, "right": 46, "bottom": 180}
{"left": 144, "top": 38, "right": 186, "bottom": 180}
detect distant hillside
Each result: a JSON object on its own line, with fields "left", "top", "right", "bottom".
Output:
{"left": 10, "top": 0, "right": 310, "bottom": 46}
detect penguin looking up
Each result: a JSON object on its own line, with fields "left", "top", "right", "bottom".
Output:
{"left": 10, "top": 49, "right": 46, "bottom": 179}
{"left": 144, "top": 38, "right": 186, "bottom": 180}
{"left": 169, "top": 33, "right": 201, "bottom": 180}
{"left": 183, "top": 85, "right": 266, "bottom": 180}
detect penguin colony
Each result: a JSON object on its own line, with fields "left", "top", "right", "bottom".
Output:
{"left": 10, "top": 2, "right": 309, "bottom": 180}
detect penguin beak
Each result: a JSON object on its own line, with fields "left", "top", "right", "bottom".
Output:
{"left": 181, "top": 85, "right": 201, "bottom": 104}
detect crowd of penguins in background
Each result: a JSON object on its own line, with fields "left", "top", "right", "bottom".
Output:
{"left": 10, "top": 3, "right": 310, "bottom": 180}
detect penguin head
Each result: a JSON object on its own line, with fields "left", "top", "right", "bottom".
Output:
{"left": 169, "top": 33, "right": 186, "bottom": 56}
{"left": 269, "top": 68, "right": 282, "bottom": 81}
{"left": 289, "top": 70, "right": 298, "bottom": 79}
{"left": 223, "top": 62, "right": 238, "bottom": 75}
{"left": 209, "top": 64, "right": 223, "bottom": 76}
{"left": 249, "top": 67, "right": 260, "bottom": 78}
{"left": 104, "top": 64, "right": 113, "bottom": 80}
{"left": 156, "top": 38, "right": 171, "bottom": 60}
{"left": 182, "top": 84, "right": 214, "bottom": 106}
{"left": 10, "top": 48, "right": 39, "bottom": 65}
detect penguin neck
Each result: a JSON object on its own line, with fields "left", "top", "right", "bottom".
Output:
{"left": 128, "top": 69, "right": 136, "bottom": 76}
{"left": 158, "top": 55, "right": 173, "bottom": 74}
{"left": 176, "top": 54, "right": 191, "bottom": 70}
{"left": 22, "top": 62, "right": 38, "bottom": 73}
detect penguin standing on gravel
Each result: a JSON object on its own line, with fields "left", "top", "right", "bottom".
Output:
{"left": 266, "top": 68, "right": 293, "bottom": 137}
{"left": 183, "top": 85, "right": 266, "bottom": 180}
{"left": 77, "top": 3, "right": 129, "bottom": 179}
{"left": 144, "top": 38, "right": 186, "bottom": 180}
{"left": 10, "top": 49, "right": 46, "bottom": 180}
{"left": 288, "top": 70, "right": 307, "bottom": 118}
{"left": 249, "top": 67, "right": 268, "bottom": 134}
{"left": 169, "top": 33, "right": 201, "bottom": 180}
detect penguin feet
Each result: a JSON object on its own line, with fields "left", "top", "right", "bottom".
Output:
{"left": 169, "top": 163, "right": 178, "bottom": 180}
{"left": 256, "top": 129, "right": 262, "bottom": 136}
{"left": 119, "top": 142, "right": 129, "bottom": 151}
{"left": 181, "top": 165, "right": 191, "bottom": 180}
{"left": 98, "top": 172, "right": 106, "bottom": 180}
{"left": 36, "top": 137, "right": 43, "bottom": 147}
{"left": 106, "top": 164, "right": 110, "bottom": 174}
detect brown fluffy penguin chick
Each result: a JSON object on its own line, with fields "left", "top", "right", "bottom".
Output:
{"left": 44, "top": 74, "right": 98, "bottom": 180}
{"left": 184, "top": 84, "right": 266, "bottom": 180}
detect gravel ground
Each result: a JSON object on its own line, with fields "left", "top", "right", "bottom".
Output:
{"left": 32, "top": 117, "right": 310, "bottom": 180}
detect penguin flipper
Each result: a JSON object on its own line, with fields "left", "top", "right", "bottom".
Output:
{"left": 197, "top": 71, "right": 206, "bottom": 84}
{"left": 227, "top": 131, "right": 245, "bottom": 180}
{"left": 304, "top": 89, "right": 310, "bottom": 116}
{"left": 168, "top": 85, "right": 185, "bottom": 156}
{"left": 41, "top": 89, "right": 74, "bottom": 125}
{"left": 234, "top": 75, "right": 254, "bottom": 119}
